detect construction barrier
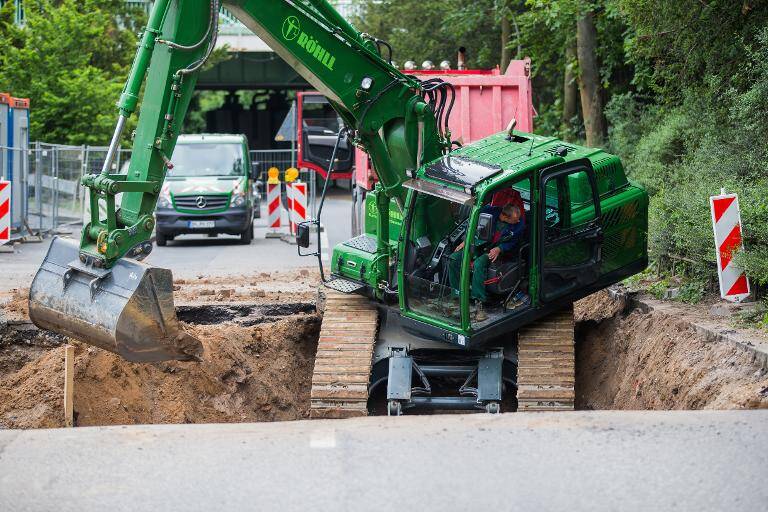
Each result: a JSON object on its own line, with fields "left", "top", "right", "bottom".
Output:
{"left": 710, "top": 190, "right": 750, "bottom": 302}
{"left": 0, "top": 180, "right": 10, "bottom": 243}
{"left": 290, "top": 181, "right": 308, "bottom": 236}
{"left": 284, "top": 167, "right": 299, "bottom": 236}
{"left": 266, "top": 166, "right": 282, "bottom": 238}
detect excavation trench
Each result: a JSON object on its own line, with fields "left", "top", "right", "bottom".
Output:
{"left": 0, "top": 291, "right": 766, "bottom": 428}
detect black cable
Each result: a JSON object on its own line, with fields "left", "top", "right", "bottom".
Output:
{"left": 375, "top": 39, "right": 393, "bottom": 65}
{"left": 313, "top": 128, "right": 349, "bottom": 282}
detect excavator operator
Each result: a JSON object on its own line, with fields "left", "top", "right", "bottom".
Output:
{"left": 447, "top": 202, "right": 526, "bottom": 312}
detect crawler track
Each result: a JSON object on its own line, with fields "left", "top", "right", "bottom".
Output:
{"left": 310, "top": 291, "right": 379, "bottom": 418}
{"left": 516, "top": 305, "right": 575, "bottom": 411}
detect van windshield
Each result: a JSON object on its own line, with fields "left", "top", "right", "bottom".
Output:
{"left": 170, "top": 143, "right": 244, "bottom": 177}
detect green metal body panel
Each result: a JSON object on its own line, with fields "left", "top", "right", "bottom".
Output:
{"left": 381, "top": 131, "right": 647, "bottom": 340}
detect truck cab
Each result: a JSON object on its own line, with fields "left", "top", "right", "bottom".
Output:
{"left": 155, "top": 134, "right": 257, "bottom": 245}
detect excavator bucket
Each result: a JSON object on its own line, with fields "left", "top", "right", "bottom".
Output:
{"left": 28, "top": 237, "right": 203, "bottom": 362}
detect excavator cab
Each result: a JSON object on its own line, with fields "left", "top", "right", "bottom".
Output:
{"left": 401, "top": 162, "right": 535, "bottom": 331}
{"left": 399, "top": 152, "right": 610, "bottom": 344}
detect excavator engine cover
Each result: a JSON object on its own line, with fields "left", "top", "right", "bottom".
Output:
{"left": 29, "top": 237, "right": 203, "bottom": 362}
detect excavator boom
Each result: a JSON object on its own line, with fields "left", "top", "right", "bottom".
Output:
{"left": 29, "top": 0, "right": 446, "bottom": 361}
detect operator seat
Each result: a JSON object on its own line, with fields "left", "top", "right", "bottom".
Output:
{"left": 483, "top": 215, "right": 531, "bottom": 302}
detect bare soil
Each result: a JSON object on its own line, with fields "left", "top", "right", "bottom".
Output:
{"left": 0, "top": 286, "right": 320, "bottom": 429}
{"left": 171, "top": 269, "right": 320, "bottom": 305}
{"left": 2, "top": 282, "right": 767, "bottom": 429}
{"left": 576, "top": 291, "right": 768, "bottom": 410}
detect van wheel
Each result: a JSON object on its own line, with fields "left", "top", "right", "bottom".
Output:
{"left": 239, "top": 223, "right": 253, "bottom": 245}
{"left": 156, "top": 232, "right": 168, "bottom": 247}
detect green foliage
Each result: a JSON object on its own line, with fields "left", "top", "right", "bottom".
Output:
{"left": 735, "top": 301, "right": 768, "bottom": 330}
{"left": 675, "top": 280, "right": 706, "bottom": 305}
{"left": 607, "top": 26, "right": 768, "bottom": 287}
{"left": 0, "top": 0, "right": 145, "bottom": 144}
{"left": 354, "top": 0, "right": 502, "bottom": 69}
{"left": 614, "top": 0, "right": 767, "bottom": 99}
{"left": 646, "top": 277, "right": 670, "bottom": 300}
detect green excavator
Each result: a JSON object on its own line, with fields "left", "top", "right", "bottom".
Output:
{"left": 29, "top": 0, "right": 648, "bottom": 415}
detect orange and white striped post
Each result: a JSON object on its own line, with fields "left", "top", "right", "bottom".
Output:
{"left": 0, "top": 180, "right": 10, "bottom": 244}
{"left": 266, "top": 167, "right": 282, "bottom": 239}
{"left": 710, "top": 189, "right": 750, "bottom": 302}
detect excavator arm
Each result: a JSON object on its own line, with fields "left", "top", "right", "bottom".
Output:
{"left": 29, "top": 0, "right": 450, "bottom": 362}
{"left": 84, "top": 0, "right": 446, "bottom": 269}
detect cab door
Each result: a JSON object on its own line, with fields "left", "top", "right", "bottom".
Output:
{"left": 537, "top": 160, "right": 603, "bottom": 303}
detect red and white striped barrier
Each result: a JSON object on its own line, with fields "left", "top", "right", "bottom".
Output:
{"left": 286, "top": 182, "right": 295, "bottom": 235}
{"left": 266, "top": 183, "right": 282, "bottom": 236}
{"left": 0, "top": 180, "right": 10, "bottom": 244}
{"left": 290, "top": 182, "right": 308, "bottom": 236}
{"left": 710, "top": 191, "right": 750, "bottom": 302}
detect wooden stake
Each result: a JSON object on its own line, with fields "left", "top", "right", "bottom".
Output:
{"left": 64, "top": 345, "right": 74, "bottom": 427}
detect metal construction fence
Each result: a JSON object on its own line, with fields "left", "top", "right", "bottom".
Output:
{"left": 0, "top": 142, "right": 316, "bottom": 238}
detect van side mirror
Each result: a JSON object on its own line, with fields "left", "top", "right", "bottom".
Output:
{"left": 477, "top": 213, "right": 494, "bottom": 242}
{"left": 250, "top": 161, "right": 260, "bottom": 180}
{"left": 297, "top": 223, "right": 311, "bottom": 248}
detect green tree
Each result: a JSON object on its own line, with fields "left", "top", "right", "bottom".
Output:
{"left": 0, "top": 0, "right": 144, "bottom": 144}
{"left": 354, "top": 0, "right": 503, "bottom": 69}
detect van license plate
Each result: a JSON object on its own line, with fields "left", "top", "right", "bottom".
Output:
{"left": 189, "top": 220, "right": 215, "bottom": 229}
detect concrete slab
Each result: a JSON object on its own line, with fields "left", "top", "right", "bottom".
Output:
{"left": 0, "top": 411, "right": 766, "bottom": 512}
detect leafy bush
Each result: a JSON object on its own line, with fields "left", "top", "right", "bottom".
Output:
{"left": 606, "top": 27, "right": 768, "bottom": 288}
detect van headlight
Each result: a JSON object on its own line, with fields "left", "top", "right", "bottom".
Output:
{"left": 157, "top": 190, "right": 172, "bottom": 209}
{"left": 230, "top": 191, "right": 246, "bottom": 207}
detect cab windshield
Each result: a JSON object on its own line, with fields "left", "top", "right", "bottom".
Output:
{"left": 170, "top": 143, "right": 244, "bottom": 177}
{"left": 403, "top": 192, "right": 470, "bottom": 327}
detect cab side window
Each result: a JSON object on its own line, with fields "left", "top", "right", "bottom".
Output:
{"left": 539, "top": 166, "right": 602, "bottom": 303}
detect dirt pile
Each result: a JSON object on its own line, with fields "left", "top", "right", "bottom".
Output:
{"left": 576, "top": 292, "right": 768, "bottom": 410}
{"left": 0, "top": 287, "right": 30, "bottom": 321}
{"left": 0, "top": 295, "right": 320, "bottom": 429}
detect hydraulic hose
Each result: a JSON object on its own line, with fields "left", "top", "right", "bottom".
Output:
{"left": 156, "top": 0, "right": 216, "bottom": 52}
{"left": 313, "top": 128, "right": 349, "bottom": 282}
{"left": 175, "top": 0, "right": 220, "bottom": 77}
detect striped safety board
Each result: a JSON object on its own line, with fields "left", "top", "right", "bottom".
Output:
{"left": 0, "top": 181, "right": 10, "bottom": 243}
{"left": 290, "top": 182, "right": 307, "bottom": 235}
{"left": 267, "top": 182, "right": 281, "bottom": 231}
{"left": 710, "top": 192, "right": 750, "bottom": 302}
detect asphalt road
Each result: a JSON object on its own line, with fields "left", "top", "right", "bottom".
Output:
{"left": 0, "top": 189, "right": 353, "bottom": 289}
{"left": 0, "top": 410, "right": 766, "bottom": 512}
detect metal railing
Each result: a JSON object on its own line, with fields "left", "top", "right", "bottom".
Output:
{"left": 2, "top": 143, "right": 319, "bottom": 237}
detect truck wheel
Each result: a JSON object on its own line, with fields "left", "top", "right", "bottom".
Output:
{"left": 156, "top": 231, "right": 168, "bottom": 247}
{"left": 239, "top": 223, "right": 253, "bottom": 245}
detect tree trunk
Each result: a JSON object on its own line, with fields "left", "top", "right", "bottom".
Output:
{"left": 562, "top": 42, "right": 578, "bottom": 139}
{"left": 576, "top": 11, "right": 605, "bottom": 147}
{"left": 501, "top": 11, "right": 511, "bottom": 72}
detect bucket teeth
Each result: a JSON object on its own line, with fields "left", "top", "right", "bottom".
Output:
{"left": 29, "top": 237, "right": 203, "bottom": 362}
